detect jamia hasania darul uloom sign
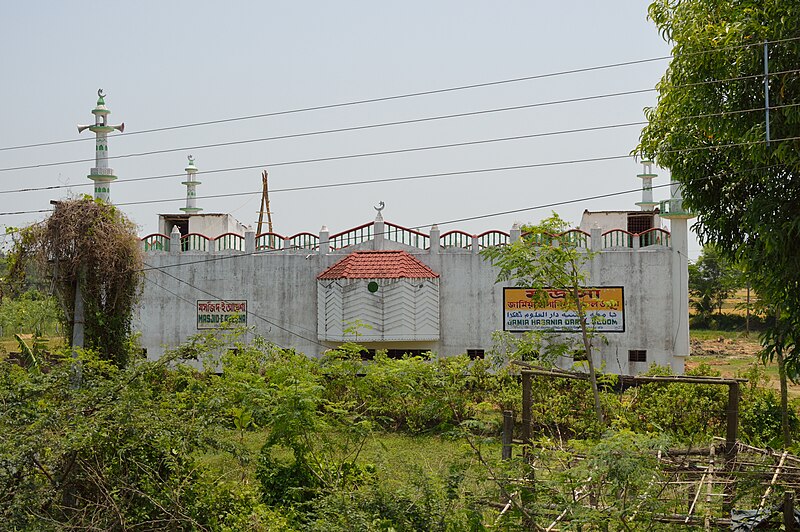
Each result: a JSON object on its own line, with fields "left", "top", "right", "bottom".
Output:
{"left": 197, "top": 300, "right": 247, "bottom": 329}
{"left": 503, "top": 287, "right": 624, "bottom": 333}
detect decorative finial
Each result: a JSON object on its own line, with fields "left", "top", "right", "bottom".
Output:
{"left": 98, "top": 88, "right": 104, "bottom": 98}
{"left": 188, "top": 155, "right": 194, "bottom": 164}
{"left": 374, "top": 201, "right": 385, "bottom": 213}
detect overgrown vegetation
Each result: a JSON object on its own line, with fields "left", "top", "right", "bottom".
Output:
{"left": 6, "top": 198, "right": 143, "bottom": 366}
{"left": 482, "top": 213, "right": 606, "bottom": 424}
{"left": 1, "top": 328, "right": 798, "bottom": 529}
{"left": 638, "top": 0, "right": 800, "bottom": 447}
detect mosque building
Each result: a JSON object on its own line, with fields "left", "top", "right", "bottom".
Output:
{"left": 81, "top": 90, "right": 694, "bottom": 375}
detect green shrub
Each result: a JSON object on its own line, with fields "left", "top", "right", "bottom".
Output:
{"left": 617, "top": 364, "right": 727, "bottom": 441}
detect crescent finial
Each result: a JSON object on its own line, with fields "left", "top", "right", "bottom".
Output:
{"left": 98, "top": 88, "right": 105, "bottom": 98}
{"left": 188, "top": 154, "right": 194, "bottom": 164}
{"left": 374, "top": 201, "right": 385, "bottom": 213}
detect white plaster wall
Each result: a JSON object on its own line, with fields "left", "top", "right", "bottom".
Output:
{"left": 580, "top": 212, "right": 629, "bottom": 233}
{"left": 188, "top": 214, "right": 245, "bottom": 238}
{"left": 136, "top": 242, "right": 683, "bottom": 375}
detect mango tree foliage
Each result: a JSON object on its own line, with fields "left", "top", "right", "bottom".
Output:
{"left": 638, "top": 0, "right": 800, "bottom": 446}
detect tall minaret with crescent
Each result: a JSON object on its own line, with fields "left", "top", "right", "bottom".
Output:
{"left": 78, "top": 89, "right": 124, "bottom": 202}
{"left": 180, "top": 155, "right": 202, "bottom": 213}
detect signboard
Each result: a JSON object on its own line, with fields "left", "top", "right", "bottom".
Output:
{"left": 503, "top": 287, "right": 624, "bottom": 333}
{"left": 196, "top": 300, "right": 247, "bottom": 329}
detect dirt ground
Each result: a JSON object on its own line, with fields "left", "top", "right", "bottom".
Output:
{"left": 689, "top": 336, "right": 762, "bottom": 359}
{"left": 686, "top": 335, "right": 800, "bottom": 397}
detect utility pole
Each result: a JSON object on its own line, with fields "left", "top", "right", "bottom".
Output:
{"left": 71, "top": 273, "right": 84, "bottom": 387}
{"left": 52, "top": 200, "right": 84, "bottom": 387}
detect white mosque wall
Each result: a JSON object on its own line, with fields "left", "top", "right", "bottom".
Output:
{"left": 187, "top": 213, "right": 247, "bottom": 238}
{"left": 135, "top": 220, "right": 686, "bottom": 375}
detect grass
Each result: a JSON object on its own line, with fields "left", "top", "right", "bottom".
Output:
{"left": 0, "top": 335, "right": 64, "bottom": 355}
{"left": 689, "top": 328, "right": 800, "bottom": 399}
{"left": 198, "top": 428, "right": 500, "bottom": 491}
{"left": 689, "top": 329, "right": 757, "bottom": 341}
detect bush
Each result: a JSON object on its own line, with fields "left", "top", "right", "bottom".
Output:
{"left": 616, "top": 364, "right": 728, "bottom": 442}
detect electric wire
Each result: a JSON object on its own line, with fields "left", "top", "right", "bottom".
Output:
{"left": 5, "top": 67, "right": 800, "bottom": 174}
{"left": 130, "top": 163, "right": 778, "bottom": 349}
{"left": 0, "top": 57, "right": 671, "bottom": 153}
{"left": 0, "top": 90, "right": 655, "bottom": 173}
{"left": 134, "top": 165, "right": 783, "bottom": 273}
{"left": 147, "top": 264, "right": 329, "bottom": 349}
{"left": 3, "top": 34, "right": 799, "bottom": 154}
{"left": 0, "top": 130, "right": 797, "bottom": 218}
{"left": 0, "top": 104, "right": 800, "bottom": 205}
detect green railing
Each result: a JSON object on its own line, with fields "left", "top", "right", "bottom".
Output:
{"left": 559, "top": 230, "right": 590, "bottom": 248}
{"left": 638, "top": 228, "right": 671, "bottom": 248}
{"left": 181, "top": 233, "right": 210, "bottom": 251}
{"left": 520, "top": 232, "right": 554, "bottom": 246}
{"left": 476, "top": 230, "right": 510, "bottom": 248}
{"left": 142, "top": 233, "right": 170, "bottom": 252}
{"left": 330, "top": 222, "right": 373, "bottom": 250}
{"left": 602, "top": 230, "right": 634, "bottom": 248}
{"left": 256, "top": 233, "right": 285, "bottom": 250}
{"left": 386, "top": 222, "right": 430, "bottom": 249}
{"left": 440, "top": 230, "right": 473, "bottom": 249}
{"left": 287, "top": 232, "right": 319, "bottom": 250}
{"left": 214, "top": 232, "right": 246, "bottom": 251}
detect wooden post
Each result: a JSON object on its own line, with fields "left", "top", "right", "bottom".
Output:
{"left": 785, "top": 491, "right": 796, "bottom": 531}
{"left": 723, "top": 382, "right": 740, "bottom": 513}
{"left": 521, "top": 372, "right": 532, "bottom": 450}
{"left": 726, "top": 382, "right": 740, "bottom": 458}
{"left": 502, "top": 410, "right": 514, "bottom": 460}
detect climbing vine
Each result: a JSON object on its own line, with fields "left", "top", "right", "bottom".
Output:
{"left": 10, "top": 197, "right": 143, "bottom": 366}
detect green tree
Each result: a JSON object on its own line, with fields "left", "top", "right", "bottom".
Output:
{"left": 638, "top": 0, "right": 800, "bottom": 446}
{"left": 688, "top": 245, "right": 741, "bottom": 321}
{"left": 482, "top": 213, "right": 604, "bottom": 424}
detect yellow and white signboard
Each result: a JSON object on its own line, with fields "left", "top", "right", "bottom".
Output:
{"left": 503, "top": 287, "right": 624, "bottom": 332}
{"left": 197, "top": 300, "right": 247, "bottom": 329}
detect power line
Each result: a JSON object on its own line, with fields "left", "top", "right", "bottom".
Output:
{"left": 0, "top": 58, "right": 672, "bottom": 154}
{"left": 0, "top": 89, "right": 655, "bottom": 173}
{"left": 4, "top": 34, "right": 799, "bottom": 154}
{"left": 1, "top": 132, "right": 797, "bottom": 219}
{"left": 0, "top": 153, "right": 636, "bottom": 218}
{"left": 6, "top": 66, "right": 800, "bottom": 175}
{"left": 2, "top": 98, "right": 798, "bottom": 202}
{"left": 147, "top": 265, "right": 328, "bottom": 349}
{"left": 137, "top": 166, "right": 783, "bottom": 274}
{"left": 0, "top": 120, "right": 648, "bottom": 196}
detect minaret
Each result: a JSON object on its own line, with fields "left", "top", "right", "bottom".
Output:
{"left": 78, "top": 89, "right": 125, "bottom": 202}
{"left": 180, "top": 155, "right": 202, "bottom": 213}
{"left": 635, "top": 160, "right": 659, "bottom": 211}
{"left": 660, "top": 179, "right": 695, "bottom": 373}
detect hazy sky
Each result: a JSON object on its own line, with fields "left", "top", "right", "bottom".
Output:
{"left": 1, "top": 2, "right": 700, "bottom": 255}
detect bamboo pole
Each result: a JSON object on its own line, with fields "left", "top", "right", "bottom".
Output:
{"left": 705, "top": 445, "right": 715, "bottom": 531}
{"left": 760, "top": 450, "right": 789, "bottom": 510}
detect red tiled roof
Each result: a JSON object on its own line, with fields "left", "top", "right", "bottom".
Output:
{"left": 317, "top": 250, "right": 439, "bottom": 280}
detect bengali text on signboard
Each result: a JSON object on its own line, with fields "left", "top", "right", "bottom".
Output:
{"left": 503, "top": 287, "right": 624, "bottom": 333}
{"left": 197, "top": 300, "right": 247, "bottom": 329}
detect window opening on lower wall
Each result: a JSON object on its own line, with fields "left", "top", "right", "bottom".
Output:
{"left": 466, "top": 349, "right": 485, "bottom": 360}
{"left": 357, "top": 348, "right": 431, "bottom": 360}
{"left": 628, "top": 349, "right": 647, "bottom": 363}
